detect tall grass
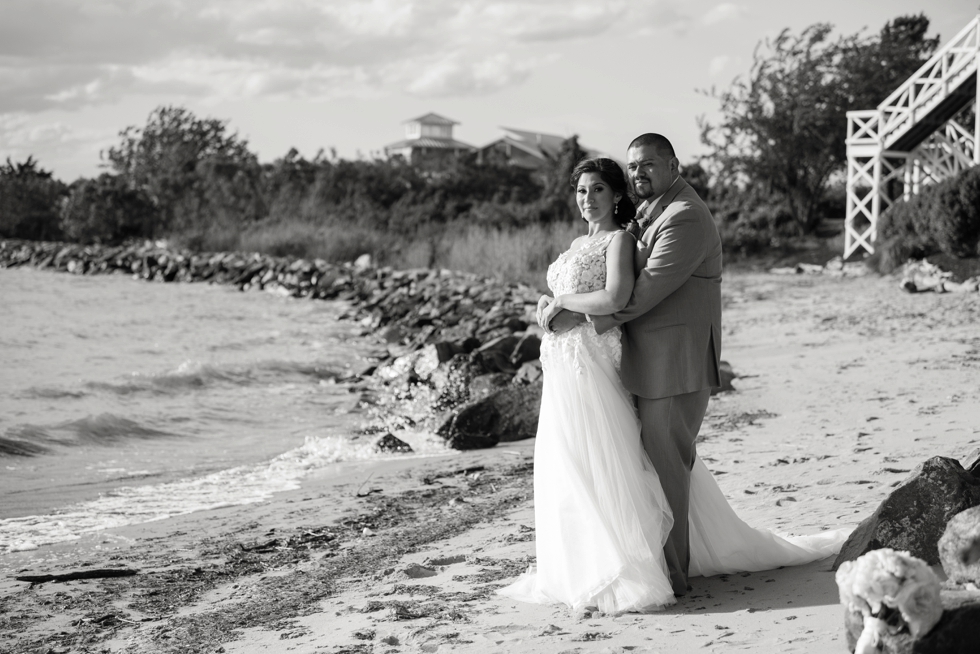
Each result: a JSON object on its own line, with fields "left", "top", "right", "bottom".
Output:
{"left": 172, "top": 219, "right": 587, "bottom": 291}
{"left": 173, "top": 220, "right": 387, "bottom": 265}
{"left": 434, "top": 222, "right": 583, "bottom": 289}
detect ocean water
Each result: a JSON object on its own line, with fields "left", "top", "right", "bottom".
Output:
{"left": 0, "top": 267, "right": 450, "bottom": 553}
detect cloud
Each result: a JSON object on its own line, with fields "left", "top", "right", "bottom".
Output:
{"left": 460, "top": 1, "right": 626, "bottom": 42}
{"left": 709, "top": 55, "right": 731, "bottom": 76}
{"left": 0, "top": 1, "right": 226, "bottom": 65}
{"left": 703, "top": 3, "right": 746, "bottom": 26}
{"left": 631, "top": 2, "right": 694, "bottom": 36}
{"left": 407, "top": 52, "right": 532, "bottom": 97}
{"left": 0, "top": 0, "right": 696, "bottom": 113}
{"left": 0, "top": 114, "right": 114, "bottom": 168}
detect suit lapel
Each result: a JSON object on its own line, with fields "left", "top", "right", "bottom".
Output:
{"left": 637, "top": 176, "right": 688, "bottom": 245}
{"left": 658, "top": 176, "right": 687, "bottom": 210}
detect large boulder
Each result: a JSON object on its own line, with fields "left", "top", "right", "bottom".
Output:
{"left": 939, "top": 506, "right": 980, "bottom": 584}
{"left": 436, "top": 382, "right": 543, "bottom": 450}
{"left": 468, "top": 373, "right": 513, "bottom": 400}
{"left": 833, "top": 457, "right": 980, "bottom": 569}
{"left": 428, "top": 353, "right": 488, "bottom": 412}
{"left": 472, "top": 332, "right": 541, "bottom": 374}
{"left": 374, "top": 434, "right": 413, "bottom": 454}
{"left": 510, "top": 332, "right": 541, "bottom": 366}
{"left": 843, "top": 589, "right": 980, "bottom": 654}
{"left": 913, "top": 590, "right": 980, "bottom": 654}
{"left": 376, "top": 339, "right": 480, "bottom": 386}
{"left": 473, "top": 335, "right": 523, "bottom": 374}
{"left": 433, "top": 338, "right": 480, "bottom": 364}
{"left": 513, "top": 360, "right": 543, "bottom": 385}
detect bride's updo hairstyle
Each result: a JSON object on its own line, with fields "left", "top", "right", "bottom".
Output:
{"left": 569, "top": 157, "right": 636, "bottom": 228}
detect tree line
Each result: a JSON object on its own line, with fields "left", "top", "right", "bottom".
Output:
{"left": 1, "top": 106, "right": 590, "bottom": 251}
{"left": 0, "top": 14, "right": 945, "bottom": 261}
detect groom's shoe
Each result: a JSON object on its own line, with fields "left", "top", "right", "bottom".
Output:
{"left": 673, "top": 584, "right": 693, "bottom": 598}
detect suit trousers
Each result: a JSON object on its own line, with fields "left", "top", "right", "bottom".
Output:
{"left": 636, "top": 388, "right": 711, "bottom": 596}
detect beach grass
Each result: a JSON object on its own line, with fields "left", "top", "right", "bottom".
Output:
{"left": 175, "top": 220, "right": 586, "bottom": 291}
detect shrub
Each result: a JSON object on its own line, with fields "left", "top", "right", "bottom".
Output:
{"left": 871, "top": 166, "right": 980, "bottom": 273}
{"left": 60, "top": 174, "right": 157, "bottom": 244}
{"left": 0, "top": 157, "right": 65, "bottom": 241}
{"left": 713, "top": 194, "right": 798, "bottom": 257}
{"left": 930, "top": 166, "right": 980, "bottom": 257}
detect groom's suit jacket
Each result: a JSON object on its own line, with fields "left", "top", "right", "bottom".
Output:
{"left": 596, "top": 176, "right": 722, "bottom": 400}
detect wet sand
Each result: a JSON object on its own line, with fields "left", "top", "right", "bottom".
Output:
{"left": 2, "top": 268, "right": 979, "bottom": 653}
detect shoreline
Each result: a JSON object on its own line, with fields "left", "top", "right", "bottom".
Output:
{"left": 1, "top": 238, "right": 547, "bottom": 452}
{"left": 3, "top": 243, "right": 980, "bottom": 652}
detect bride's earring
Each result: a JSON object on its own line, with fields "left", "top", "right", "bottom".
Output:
{"left": 614, "top": 204, "right": 618, "bottom": 215}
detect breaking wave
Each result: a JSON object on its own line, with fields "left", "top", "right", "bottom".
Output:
{"left": 1, "top": 414, "right": 174, "bottom": 457}
{"left": 83, "top": 359, "right": 341, "bottom": 396}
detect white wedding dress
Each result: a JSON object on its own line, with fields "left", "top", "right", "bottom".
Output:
{"left": 498, "top": 232, "right": 848, "bottom": 614}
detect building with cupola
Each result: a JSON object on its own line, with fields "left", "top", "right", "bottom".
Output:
{"left": 383, "top": 113, "right": 476, "bottom": 170}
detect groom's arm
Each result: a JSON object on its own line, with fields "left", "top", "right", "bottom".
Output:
{"left": 591, "top": 209, "right": 707, "bottom": 335}
{"left": 549, "top": 309, "right": 586, "bottom": 334}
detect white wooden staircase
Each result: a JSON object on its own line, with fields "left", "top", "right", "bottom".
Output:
{"left": 845, "top": 15, "right": 980, "bottom": 257}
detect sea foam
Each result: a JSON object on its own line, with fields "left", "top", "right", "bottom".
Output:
{"left": 0, "top": 430, "right": 452, "bottom": 553}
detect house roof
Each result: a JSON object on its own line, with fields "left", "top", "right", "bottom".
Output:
{"left": 498, "top": 127, "right": 568, "bottom": 159}
{"left": 384, "top": 137, "right": 475, "bottom": 151}
{"left": 403, "top": 112, "right": 458, "bottom": 126}
{"left": 481, "top": 127, "right": 608, "bottom": 162}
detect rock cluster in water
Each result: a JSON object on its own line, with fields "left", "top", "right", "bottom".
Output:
{"left": 0, "top": 239, "right": 545, "bottom": 450}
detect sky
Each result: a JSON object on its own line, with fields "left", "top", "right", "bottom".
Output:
{"left": 1, "top": 0, "right": 978, "bottom": 181}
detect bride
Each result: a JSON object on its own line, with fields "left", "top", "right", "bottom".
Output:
{"left": 498, "top": 158, "right": 847, "bottom": 615}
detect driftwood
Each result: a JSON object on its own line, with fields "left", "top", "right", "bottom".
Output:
{"left": 15, "top": 568, "right": 138, "bottom": 584}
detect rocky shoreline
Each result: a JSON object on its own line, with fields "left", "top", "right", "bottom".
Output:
{"left": 0, "top": 239, "right": 549, "bottom": 450}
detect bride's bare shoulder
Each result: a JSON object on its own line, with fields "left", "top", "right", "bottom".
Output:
{"left": 610, "top": 230, "right": 636, "bottom": 246}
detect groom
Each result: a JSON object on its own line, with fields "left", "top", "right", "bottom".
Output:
{"left": 551, "top": 133, "right": 722, "bottom": 597}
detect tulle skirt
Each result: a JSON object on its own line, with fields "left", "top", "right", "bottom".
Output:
{"left": 498, "top": 326, "right": 848, "bottom": 614}
{"left": 498, "top": 327, "right": 676, "bottom": 613}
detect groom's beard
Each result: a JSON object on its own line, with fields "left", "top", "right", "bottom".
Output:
{"left": 631, "top": 179, "right": 655, "bottom": 200}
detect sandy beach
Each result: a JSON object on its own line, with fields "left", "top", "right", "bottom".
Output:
{"left": 2, "top": 267, "right": 979, "bottom": 654}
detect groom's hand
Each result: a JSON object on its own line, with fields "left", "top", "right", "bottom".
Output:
{"left": 549, "top": 309, "right": 586, "bottom": 335}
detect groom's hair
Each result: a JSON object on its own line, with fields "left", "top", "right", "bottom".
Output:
{"left": 628, "top": 133, "right": 675, "bottom": 158}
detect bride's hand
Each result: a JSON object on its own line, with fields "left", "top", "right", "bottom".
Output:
{"left": 536, "top": 295, "right": 553, "bottom": 329}
{"left": 540, "top": 297, "right": 564, "bottom": 332}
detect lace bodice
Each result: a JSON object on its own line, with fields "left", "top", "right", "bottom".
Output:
{"left": 542, "top": 231, "right": 623, "bottom": 374}
{"left": 546, "top": 231, "right": 620, "bottom": 296}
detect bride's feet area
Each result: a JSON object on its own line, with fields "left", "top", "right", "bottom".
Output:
{"left": 576, "top": 605, "right": 601, "bottom": 620}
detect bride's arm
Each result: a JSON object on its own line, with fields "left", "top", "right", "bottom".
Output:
{"left": 549, "top": 232, "right": 636, "bottom": 317}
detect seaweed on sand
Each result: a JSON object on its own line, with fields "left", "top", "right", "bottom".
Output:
{"left": 0, "top": 458, "right": 534, "bottom": 654}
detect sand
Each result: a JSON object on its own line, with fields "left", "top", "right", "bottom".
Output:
{"left": 2, "top": 268, "right": 979, "bottom": 654}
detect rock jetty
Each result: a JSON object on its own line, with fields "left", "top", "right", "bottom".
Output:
{"left": 0, "top": 239, "right": 544, "bottom": 449}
